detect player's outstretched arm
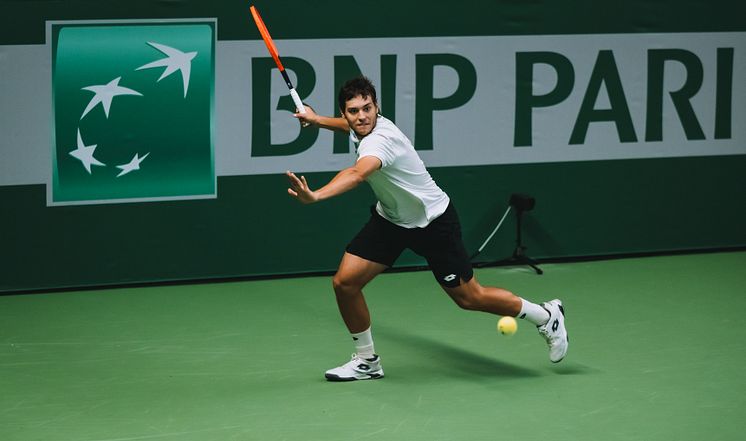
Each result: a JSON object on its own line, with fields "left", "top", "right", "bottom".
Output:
{"left": 293, "top": 105, "right": 349, "bottom": 132}
{"left": 286, "top": 156, "right": 381, "bottom": 204}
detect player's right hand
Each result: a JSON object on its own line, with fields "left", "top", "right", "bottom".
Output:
{"left": 293, "top": 104, "right": 317, "bottom": 128}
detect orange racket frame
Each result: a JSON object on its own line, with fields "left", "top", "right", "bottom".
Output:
{"left": 250, "top": 5, "right": 306, "bottom": 114}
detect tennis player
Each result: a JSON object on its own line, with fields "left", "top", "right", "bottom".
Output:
{"left": 288, "top": 76, "right": 568, "bottom": 381}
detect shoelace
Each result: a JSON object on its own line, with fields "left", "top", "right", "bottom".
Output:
{"left": 346, "top": 353, "right": 367, "bottom": 364}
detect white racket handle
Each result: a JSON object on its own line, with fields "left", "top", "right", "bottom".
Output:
{"left": 290, "top": 89, "right": 306, "bottom": 113}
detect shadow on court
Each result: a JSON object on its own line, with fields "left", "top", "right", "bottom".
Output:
{"left": 374, "top": 324, "right": 543, "bottom": 380}
{"left": 549, "top": 363, "right": 596, "bottom": 376}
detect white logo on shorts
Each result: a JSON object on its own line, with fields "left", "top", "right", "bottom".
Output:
{"left": 443, "top": 274, "right": 457, "bottom": 282}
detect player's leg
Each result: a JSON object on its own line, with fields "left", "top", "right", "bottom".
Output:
{"left": 325, "top": 209, "right": 405, "bottom": 381}
{"left": 325, "top": 253, "right": 388, "bottom": 382}
{"left": 441, "top": 276, "right": 521, "bottom": 315}
{"left": 440, "top": 277, "right": 568, "bottom": 363}
{"left": 332, "top": 252, "right": 387, "bottom": 334}
{"left": 416, "top": 202, "right": 568, "bottom": 362}
{"left": 440, "top": 277, "right": 547, "bottom": 327}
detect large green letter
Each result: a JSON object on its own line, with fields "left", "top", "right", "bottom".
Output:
{"left": 514, "top": 52, "right": 574, "bottom": 147}
{"left": 380, "top": 55, "right": 397, "bottom": 123}
{"left": 645, "top": 49, "right": 705, "bottom": 142}
{"left": 570, "top": 50, "right": 637, "bottom": 144}
{"left": 715, "top": 47, "right": 733, "bottom": 140}
{"left": 415, "top": 54, "right": 477, "bottom": 150}
{"left": 252, "top": 57, "right": 318, "bottom": 157}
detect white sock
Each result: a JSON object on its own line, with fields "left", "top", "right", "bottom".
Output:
{"left": 351, "top": 327, "right": 376, "bottom": 359}
{"left": 518, "top": 298, "right": 550, "bottom": 325}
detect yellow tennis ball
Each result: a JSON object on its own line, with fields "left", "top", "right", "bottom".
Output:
{"left": 497, "top": 316, "right": 518, "bottom": 336}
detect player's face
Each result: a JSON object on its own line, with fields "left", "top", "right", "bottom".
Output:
{"left": 342, "top": 95, "right": 378, "bottom": 137}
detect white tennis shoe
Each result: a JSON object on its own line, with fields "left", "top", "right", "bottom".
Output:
{"left": 325, "top": 354, "right": 384, "bottom": 381}
{"left": 537, "top": 299, "right": 569, "bottom": 363}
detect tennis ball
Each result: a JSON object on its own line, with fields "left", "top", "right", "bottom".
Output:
{"left": 497, "top": 316, "right": 518, "bottom": 336}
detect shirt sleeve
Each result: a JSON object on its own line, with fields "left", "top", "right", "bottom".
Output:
{"left": 357, "top": 133, "right": 396, "bottom": 168}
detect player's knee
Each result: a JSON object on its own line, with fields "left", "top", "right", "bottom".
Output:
{"left": 452, "top": 294, "right": 476, "bottom": 310}
{"left": 447, "top": 284, "right": 483, "bottom": 311}
{"left": 454, "top": 295, "right": 480, "bottom": 311}
{"left": 461, "top": 292, "right": 484, "bottom": 311}
{"left": 332, "top": 273, "right": 359, "bottom": 296}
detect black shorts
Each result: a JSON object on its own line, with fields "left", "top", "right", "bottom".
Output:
{"left": 346, "top": 202, "right": 474, "bottom": 288}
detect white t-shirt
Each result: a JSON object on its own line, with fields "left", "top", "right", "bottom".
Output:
{"left": 351, "top": 115, "right": 450, "bottom": 228}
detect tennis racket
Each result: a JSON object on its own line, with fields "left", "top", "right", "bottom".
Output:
{"left": 249, "top": 5, "right": 307, "bottom": 117}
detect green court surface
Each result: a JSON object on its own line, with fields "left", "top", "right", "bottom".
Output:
{"left": 2, "top": 252, "right": 745, "bottom": 441}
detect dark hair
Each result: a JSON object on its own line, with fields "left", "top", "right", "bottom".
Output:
{"left": 338, "top": 76, "right": 378, "bottom": 111}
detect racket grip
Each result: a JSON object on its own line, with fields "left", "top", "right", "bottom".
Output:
{"left": 290, "top": 88, "right": 306, "bottom": 113}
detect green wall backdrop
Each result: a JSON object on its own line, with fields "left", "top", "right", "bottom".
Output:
{"left": 1, "top": 0, "right": 745, "bottom": 292}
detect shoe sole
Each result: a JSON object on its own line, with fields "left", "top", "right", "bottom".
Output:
{"left": 325, "top": 372, "right": 384, "bottom": 382}
{"left": 550, "top": 301, "right": 568, "bottom": 363}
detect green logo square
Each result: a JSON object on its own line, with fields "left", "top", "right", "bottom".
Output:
{"left": 50, "top": 20, "right": 216, "bottom": 205}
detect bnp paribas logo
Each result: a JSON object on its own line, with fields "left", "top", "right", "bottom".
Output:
{"left": 49, "top": 20, "right": 216, "bottom": 206}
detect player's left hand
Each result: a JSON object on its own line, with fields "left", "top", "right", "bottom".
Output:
{"left": 286, "top": 171, "right": 318, "bottom": 204}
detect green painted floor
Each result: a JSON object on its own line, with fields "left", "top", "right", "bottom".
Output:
{"left": 2, "top": 252, "right": 745, "bottom": 441}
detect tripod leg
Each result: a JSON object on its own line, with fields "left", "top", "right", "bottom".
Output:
{"left": 515, "top": 254, "right": 543, "bottom": 275}
{"left": 523, "top": 255, "right": 543, "bottom": 275}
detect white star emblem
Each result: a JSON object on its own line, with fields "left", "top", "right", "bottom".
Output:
{"left": 80, "top": 77, "right": 142, "bottom": 119}
{"left": 116, "top": 152, "right": 150, "bottom": 177}
{"left": 69, "top": 129, "right": 106, "bottom": 174}
{"left": 136, "top": 42, "right": 197, "bottom": 98}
